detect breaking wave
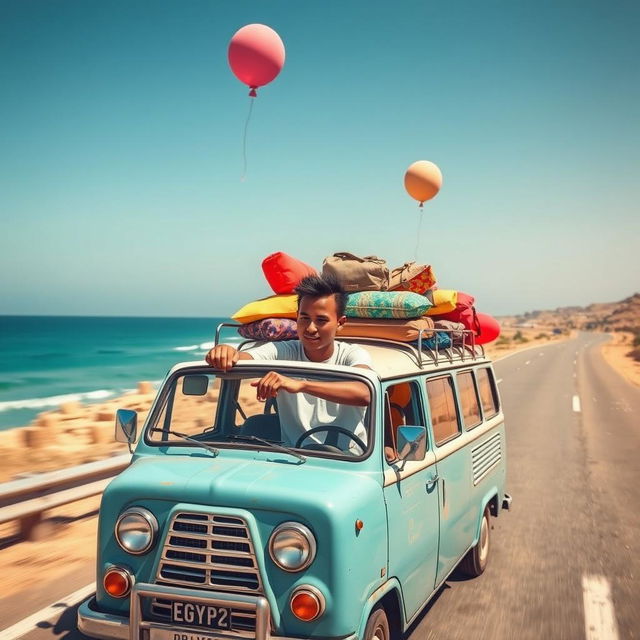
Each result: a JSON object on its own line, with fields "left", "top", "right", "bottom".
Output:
{"left": 0, "top": 389, "right": 116, "bottom": 413}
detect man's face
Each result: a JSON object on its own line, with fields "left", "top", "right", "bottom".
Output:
{"left": 297, "top": 294, "right": 345, "bottom": 360}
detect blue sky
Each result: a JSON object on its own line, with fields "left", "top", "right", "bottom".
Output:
{"left": 1, "top": 0, "right": 638, "bottom": 317}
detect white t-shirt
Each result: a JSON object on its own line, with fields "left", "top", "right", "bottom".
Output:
{"left": 245, "top": 341, "right": 372, "bottom": 454}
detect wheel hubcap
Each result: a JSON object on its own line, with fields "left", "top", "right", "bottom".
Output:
{"left": 479, "top": 513, "right": 489, "bottom": 566}
{"left": 374, "top": 626, "right": 387, "bottom": 640}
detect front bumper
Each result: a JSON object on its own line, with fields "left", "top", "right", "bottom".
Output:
{"left": 77, "top": 583, "right": 358, "bottom": 640}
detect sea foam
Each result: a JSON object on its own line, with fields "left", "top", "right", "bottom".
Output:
{"left": 0, "top": 389, "right": 116, "bottom": 412}
{"left": 173, "top": 345, "right": 199, "bottom": 352}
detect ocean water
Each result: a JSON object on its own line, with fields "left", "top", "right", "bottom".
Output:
{"left": 0, "top": 315, "right": 239, "bottom": 430}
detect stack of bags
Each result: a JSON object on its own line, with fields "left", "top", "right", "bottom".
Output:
{"left": 231, "top": 252, "right": 500, "bottom": 347}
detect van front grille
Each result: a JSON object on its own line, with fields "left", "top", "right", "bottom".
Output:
{"left": 156, "top": 512, "right": 262, "bottom": 594}
{"left": 471, "top": 432, "right": 502, "bottom": 485}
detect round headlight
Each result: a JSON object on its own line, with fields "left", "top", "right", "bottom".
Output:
{"left": 269, "top": 522, "right": 316, "bottom": 572}
{"left": 115, "top": 507, "right": 157, "bottom": 554}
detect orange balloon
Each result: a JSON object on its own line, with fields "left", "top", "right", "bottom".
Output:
{"left": 404, "top": 161, "right": 443, "bottom": 206}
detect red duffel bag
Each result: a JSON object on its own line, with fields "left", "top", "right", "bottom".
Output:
{"left": 430, "top": 291, "right": 480, "bottom": 333}
{"left": 262, "top": 252, "right": 318, "bottom": 295}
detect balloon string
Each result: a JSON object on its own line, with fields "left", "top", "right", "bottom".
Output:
{"left": 241, "top": 96, "right": 255, "bottom": 182}
{"left": 414, "top": 207, "right": 424, "bottom": 261}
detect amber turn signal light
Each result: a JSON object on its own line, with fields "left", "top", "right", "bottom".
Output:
{"left": 103, "top": 567, "right": 132, "bottom": 598}
{"left": 290, "top": 587, "right": 324, "bottom": 622}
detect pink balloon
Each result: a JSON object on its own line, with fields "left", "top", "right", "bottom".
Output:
{"left": 474, "top": 312, "right": 501, "bottom": 345}
{"left": 228, "top": 24, "right": 285, "bottom": 96}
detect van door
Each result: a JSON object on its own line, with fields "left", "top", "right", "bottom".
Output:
{"left": 425, "top": 374, "right": 475, "bottom": 584}
{"left": 382, "top": 381, "right": 440, "bottom": 620}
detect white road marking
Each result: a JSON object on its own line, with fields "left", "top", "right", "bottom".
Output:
{"left": 0, "top": 582, "right": 95, "bottom": 640}
{"left": 496, "top": 378, "right": 503, "bottom": 384}
{"left": 573, "top": 395, "right": 581, "bottom": 413}
{"left": 582, "top": 574, "right": 619, "bottom": 640}
{"left": 539, "top": 353, "right": 544, "bottom": 357}
{"left": 525, "top": 360, "right": 531, "bottom": 365}
{"left": 574, "top": 359, "right": 577, "bottom": 365}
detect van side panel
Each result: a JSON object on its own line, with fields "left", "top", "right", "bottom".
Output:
{"left": 433, "top": 445, "right": 476, "bottom": 581}
{"left": 384, "top": 454, "right": 440, "bottom": 621}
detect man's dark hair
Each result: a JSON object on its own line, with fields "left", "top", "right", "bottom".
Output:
{"left": 294, "top": 274, "right": 348, "bottom": 318}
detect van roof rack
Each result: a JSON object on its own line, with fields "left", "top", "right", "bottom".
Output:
{"left": 336, "top": 329, "right": 485, "bottom": 368}
{"left": 214, "top": 323, "right": 485, "bottom": 370}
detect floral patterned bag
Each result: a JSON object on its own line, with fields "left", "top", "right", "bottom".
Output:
{"left": 237, "top": 318, "right": 298, "bottom": 341}
{"left": 389, "top": 262, "right": 436, "bottom": 294}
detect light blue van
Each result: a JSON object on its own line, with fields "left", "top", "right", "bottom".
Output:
{"left": 78, "top": 327, "right": 510, "bottom": 640}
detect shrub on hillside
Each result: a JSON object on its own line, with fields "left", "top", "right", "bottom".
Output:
{"left": 535, "top": 333, "right": 549, "bottom": 340}
{"left": 628, "top": 347, "right": 640, "bottom": 362}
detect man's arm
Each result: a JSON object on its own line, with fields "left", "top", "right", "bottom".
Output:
{"left": 251, "top": 372, "right": 371, "bottom": 406}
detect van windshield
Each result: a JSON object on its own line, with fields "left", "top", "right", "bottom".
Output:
{"left": 146, "top": 369, "right": 371, "bottom": 459}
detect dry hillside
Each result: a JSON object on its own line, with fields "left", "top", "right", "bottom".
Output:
{"left": 499, "top": 292, "right": 640, "bottom": 334}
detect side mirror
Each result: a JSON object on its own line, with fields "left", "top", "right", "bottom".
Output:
{"left": 182, "top": 375, "right": 209, "bottom": 396}
{"left": 116, "top": 409, "right": 138, "bottom": 452}
{"left": 396, "top": 425, "right": 427, "bottom": 462}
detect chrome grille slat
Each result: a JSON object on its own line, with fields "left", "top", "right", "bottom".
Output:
{"left": 168, "top": 531, "right": 252, "bottom": 544}
{"left": 160, "top": 555, "right": 256, "bottom": 572}
{"left": 471, "top": 433, "right": 502, "bottom": 485}
{"left": 166, "top": 543, "right": 252, "bottom": 559}
{"left": 157, "top": 511, "right": 263, "bottom": 595}
{"left": 166, "top": 530, "right": 251, "bottom": 545}
{"left": 209, "top": 533, "right": 251, "bottom": 543}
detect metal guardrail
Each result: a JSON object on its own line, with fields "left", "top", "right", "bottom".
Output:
{"left": 0, "top": 453, "right": 130, "bottom": 540}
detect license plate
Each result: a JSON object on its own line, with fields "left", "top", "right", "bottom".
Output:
{"left": 150, "top": 630, "right": 223, "bottom": 640}
{"left": 159, "top": 600, "right": 233, "bottom": 633}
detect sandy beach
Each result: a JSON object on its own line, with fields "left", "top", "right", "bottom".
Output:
{"left": 1, "top": 329, "right": 637, "bottom": 604}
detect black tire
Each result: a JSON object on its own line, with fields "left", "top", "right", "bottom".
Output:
{"left": 460, "top": 505, "right": 491, "bottom": 577}
{"left": 364, "top": 605, "right": 390, "bottom": 640}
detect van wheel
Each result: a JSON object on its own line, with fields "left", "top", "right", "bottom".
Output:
{"left": 364, "top": 605, "right": 390, "bottom": 640}
{"left": 460, "top": 505, "right": 491, "bottom": 577}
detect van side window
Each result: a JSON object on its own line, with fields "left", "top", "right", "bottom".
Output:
{"left": 457, "top": 371, "right": 482, "bottom": 429}
{"left": 476, "top": 367, "right": 499, "bottom": 418}
{"left": 384, "top": 381, "right": 424, "bottom": 463}
{"left": 426, "top": 376, "right": 460, "bottom": 446}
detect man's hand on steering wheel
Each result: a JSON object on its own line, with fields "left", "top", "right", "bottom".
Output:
{"left": 295, "top": 425, "right": 367, "bottom": 455}
{"left": 251, "top": 371, "right": 303, "bottom": 402}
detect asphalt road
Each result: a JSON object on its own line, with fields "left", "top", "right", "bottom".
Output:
{"left": 7, "top": 332, "right": 640, "bottom": 639}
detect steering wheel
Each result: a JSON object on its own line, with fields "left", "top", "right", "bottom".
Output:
{"left": 295, "top": 426, "right": 367, "bottom": 455}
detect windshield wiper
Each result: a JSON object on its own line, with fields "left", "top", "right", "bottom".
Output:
{"left": 151, "top": 428, "right": 220, "bottom": 456}
{"left": 227, "top": 434, "right": 306, "bottom": 463}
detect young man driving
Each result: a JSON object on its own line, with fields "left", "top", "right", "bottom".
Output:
{"left": 205, "top": 274, "right": 372, "bottom": 453}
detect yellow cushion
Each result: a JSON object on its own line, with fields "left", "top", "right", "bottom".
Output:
{"left": 232, "top": 295, "right": 298, "bottom": 324}
{"left": 425, "top": 289, "right": 458, "bottom": 316}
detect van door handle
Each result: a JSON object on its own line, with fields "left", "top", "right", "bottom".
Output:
{"left": 426, "top": 474, "right": 439, "bottom": 490}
